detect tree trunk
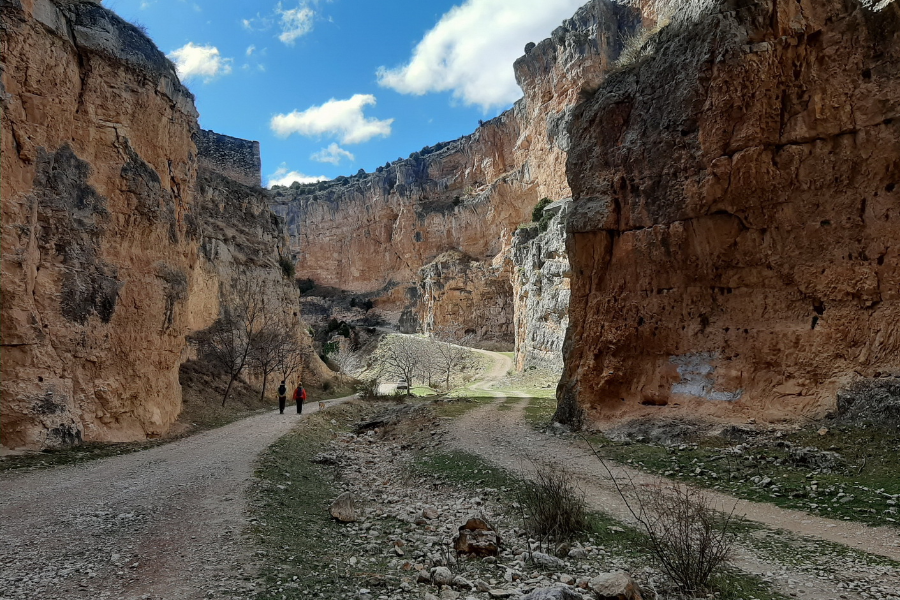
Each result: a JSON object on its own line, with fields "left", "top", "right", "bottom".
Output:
{"left": 221, "top": 375, "right": 236, "bottom": 407}
{"left": 259, "top": 373, "right": 268, "bottom": 403}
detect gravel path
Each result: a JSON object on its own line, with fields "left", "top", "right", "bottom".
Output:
{"left": 448, "top": 397, "right": 900, "bottom": 600}
{"left": 0, "top": 399, "right": 347, "bottom": 600}
{"left": 446, "top": 353, "right": 900, "bottom": 600}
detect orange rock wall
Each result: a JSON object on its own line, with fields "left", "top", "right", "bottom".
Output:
{"left": 271, "top": 0, "right": 642, "bottom": 343}
{"left": 1, "top": 0, "right": 328, "bottom": 448}
{"left": 557, "top": 0, "right": 900, "bottom": 426}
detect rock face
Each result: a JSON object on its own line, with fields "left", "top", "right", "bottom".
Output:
{"left": 512, "top": 201, "right": 572, "bottom": 372}
{"left": 1, "top": 0, "right": 327, "bottom": 449}
{"left": 270, "top": 0, "right": 642, "bottom": 346}
{"left": 419, "top": 251, "right": 514, "bottom": 346}
{"left": 558, "top": 0, "right": 900, "bottom": 426}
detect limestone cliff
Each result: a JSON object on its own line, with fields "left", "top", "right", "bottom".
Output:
{"left": 270, "top": 0, "right": 642, "bottom": 346}
{"left": 512, "top": 200, "right": 571, "bottom": 372}
{"left": 558, "top": 0, "right": 900, "bottom": 426}
{"left": 0, "top": 0, "right": 327, "bottom": 449}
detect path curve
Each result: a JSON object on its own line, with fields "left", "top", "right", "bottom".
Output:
{"left": 0, "top": 398, "right": 348, "bottom": 600}
{"left": 447, "top": 397, "right": 900, "bottom": 600}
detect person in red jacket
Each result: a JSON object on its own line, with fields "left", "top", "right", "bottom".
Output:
{"left": 293, "top": 383, "right": 307, "bottom": 414}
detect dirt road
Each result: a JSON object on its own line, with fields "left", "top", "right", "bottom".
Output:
{"left": 447, "top": 394, "right": 900, "bottom": 600}
{"left": 0, "top": 399, "right": 345, "bottom": 600}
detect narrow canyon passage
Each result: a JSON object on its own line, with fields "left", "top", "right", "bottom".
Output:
{"left": 0, "top": 400, "right": 346, "bottom": 600}
{"left": 447, "top": 391, "right": 900, "bottom": 600}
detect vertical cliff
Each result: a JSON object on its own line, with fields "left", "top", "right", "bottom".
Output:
{"left": 512, "top": 200, "right": 572, "bottom": 372}
{"left": 270, "top": 0, "right": 642, "bottom": 347}
{"left": 1, "top": 0, "right": 329, "bottom": 449}
{"left": 558, "top": 0, "right": 900, "bottom": 426}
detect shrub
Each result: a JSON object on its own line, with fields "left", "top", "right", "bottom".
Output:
{"left": 518, "top": 464, "right": 589, "bottom": 543}
{"left": 355, "top": 378, "right": 380, "bottom": 400}
{"left": 635, "top": 484, "right": 737, "bottom": 593}
{"left": 278, "top": 256, "right": 295, "bottom": 279}
{"left": 531, "top": 197, "right": 553, "bottom": 222}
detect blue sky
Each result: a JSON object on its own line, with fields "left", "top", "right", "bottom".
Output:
{"left": 102, "top": 0, "right": 588, "bottom": 186}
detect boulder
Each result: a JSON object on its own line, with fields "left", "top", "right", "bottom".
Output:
{"left": 521, "top": 587, "right": 583, "bottom": 600}
{"left": 530, "top": 551, "right": 565, "bottom": 569}
{"left": 453, "top": 517, "right": 500, "bottom": 557}
{"left": 452, "top": 575, "right": 473, "bottom": 590}
{"left": 590, "top": 572, "right": 642, "bottom": 600}
{"left": 431, "top": 566, "right": 454, "bottom": 586}
{"left": 329, "top": 492, "right": 357, "bottom": 522}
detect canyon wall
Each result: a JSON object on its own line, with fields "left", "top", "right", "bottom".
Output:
{"left": 271, "top": 0, "right": 642, "bottom": 347}
{"left": 558, "top": 0, "right": 900, "bottom": 426}
{"left": 512, "top": 200, "right": 571, "bottom": 372}
{"left": 1, "top": 0, "right": 326, "bottom": 449}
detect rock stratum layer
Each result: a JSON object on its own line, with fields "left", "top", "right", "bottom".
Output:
{"left": 271, "top": 0, "right": 642, "bottom": 350}
{"left": 558, "top": 0, "right": 900, "bottom": 426}
{"left": 1, "top": 0, "right": 326, "bottom": 449}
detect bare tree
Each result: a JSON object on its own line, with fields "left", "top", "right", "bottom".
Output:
{"left": 332, "top": 344, "right": 363, "bottom": 376}
{"left": 199, "top": 276, "right": 274, "bottom": 406}
{"left": 379, "top": 335, "right": 425, "bottom": 390}
{"left": 249, "top": 325, "right": 292, "bottom": 403}
{"left": 274, "top": 330, "right": 305, "bottom": 385}
{"left": 431, "top": 327, "right": 474, "bottom": 390}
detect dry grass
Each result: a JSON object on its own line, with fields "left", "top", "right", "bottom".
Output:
{"left": 518, "top": 464, "right": 589, "bottom": 543}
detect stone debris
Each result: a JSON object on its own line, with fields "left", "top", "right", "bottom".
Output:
{"left": 454, "top": 517, "right": 501, "bottom": 557}
{"left": 330, "top": 491, "right": 358, "bottom": 522}
{"left": 521, "top": 586, "right": 583, "bottom": 600}
{"left": 590, "top": 572, "right": 643, "bottom": 600}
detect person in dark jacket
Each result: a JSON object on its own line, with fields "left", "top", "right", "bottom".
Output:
{"left": 277, "top": 380, "right": 287, "bottom": 414}
{"left": 293, "top": 383, "right": 306, "bottom": 414}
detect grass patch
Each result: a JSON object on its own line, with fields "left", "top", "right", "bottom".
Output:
{"left": 524, "top": 396, "right": 557, "bottom": 427}
{"left": 0, "top": 439, "right": 169, "bottom": 473}
{"left": 429, "top": 396, "right": 495, "bottom": 419}
{"left": 414, "top": 449, "right": 522, "bottom": 491}
{"left": 249, "top": 400, "right": 388, "bottom": 599}
{"left": 410, "top": 385, "right": 437, "bottom": 397}
{"left": 589, "top": 425, "right": 900, "bottom": 528}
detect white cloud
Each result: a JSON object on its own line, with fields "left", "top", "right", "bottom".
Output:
{"left": 311, "top": 143, "right": 355, "bottom": 165}
{"left": 167, "top": 43, "right": 233, "bottom": 82}
{"left": 267, "top": 165, "right": 328, "bottom": 188}
{"left": 242, "top": 13, "right": 273, "bottom": 32}
{"left": 271, "top": 94, "right": 393, "bottom": 144}
{"left": 276, "top": 2, "right": 315, "bottom": 45}
{"left": 246, "top": 44, "right": 256, "bottom": 56}
{"left": 377, "top": 0, "right": 585, "bottom": 110}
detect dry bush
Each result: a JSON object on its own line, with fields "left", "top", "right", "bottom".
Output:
{"left": 585, "top": 438, "right": 738, "bottom": 593}
{"left": 519, "top": 464, "right": 589, "bottom": 543}
{"left": 354, "top": 378, "right": 380, "bottom": 400}
{"left": 635, "top": 484, "right": 737, "bottom": 593}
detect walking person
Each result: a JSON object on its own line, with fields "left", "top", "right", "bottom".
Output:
{"left": 293, "top": 382, "right": 306, "bottom": 414}
{"left": 277, "top": 380, "right": 287, "bottom": 414}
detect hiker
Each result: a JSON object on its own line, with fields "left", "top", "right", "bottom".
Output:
{"left": 293, "top": 383, "right": 307, "bottom": 414}
{"left": 277, "top": 380, "right": 287, "bottom": 414}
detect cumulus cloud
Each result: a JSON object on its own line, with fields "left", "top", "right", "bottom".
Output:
{"left": 311, "top": 143, "right": 355, "bottom": 165}
{"left": 277, "top": 2, "right": 315, "bottom": 45}
{"left": 267, "top": 165, "right": 328, "bottom": 188}
{"left": 377, "top": 0, "right": 585, "bottom": 110}
{"left": 271, "top": 95, "right": 393, "bottom": 144}
{"left": 167, "top": 43, "right": 233, "bottom": 82}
